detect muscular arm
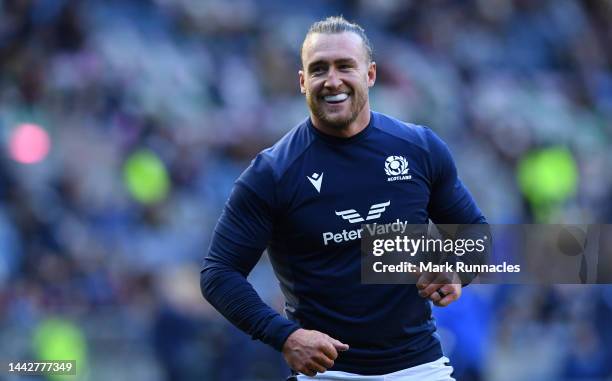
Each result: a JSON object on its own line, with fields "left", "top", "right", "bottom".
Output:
{"left": 419, "top": 129, "right": 490, "bottom": 302}
{"left": 200, "top": 158, "right": 300, "bottom": 351}
{"left": 201, "top": 158, "right": 347, "bottom": 376}
{"left": 426, "top": 128, "right": 486, "bottom": 226}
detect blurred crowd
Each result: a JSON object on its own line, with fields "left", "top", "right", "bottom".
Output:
{"left": 0, "top": 0, "right": 611, "bottom": 380}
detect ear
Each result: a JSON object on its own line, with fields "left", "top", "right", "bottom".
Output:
{"left": 299, "top": 70, "right": 306, "bottom": 94}
{"left": 367, "top": 61, "right": 376, "bottom": 88}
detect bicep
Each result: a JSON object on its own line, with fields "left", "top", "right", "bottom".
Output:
{"left": 204, "top": 182, "right": 274, "bottom": 276}
{"left": 426, "top": 131, "right": 485, "bottom": 224}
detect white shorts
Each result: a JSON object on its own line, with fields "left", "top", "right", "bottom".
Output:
{"left": 295, "top": 356, "right": 455, "bottom": 381}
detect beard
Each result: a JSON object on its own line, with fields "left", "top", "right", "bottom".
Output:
{"left": 306, "top": 88, "right": 367, "bottom": 130}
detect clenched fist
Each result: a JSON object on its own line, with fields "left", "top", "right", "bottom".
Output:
{"left": 282, "top": 329, "right": 349, "bottom": 377}
{"left": 416, "top": 271, "right": 462, "bottom": 307}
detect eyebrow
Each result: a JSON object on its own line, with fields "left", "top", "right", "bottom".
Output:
{"left": 307, "top": 58, "right": 359, "bottom": 72}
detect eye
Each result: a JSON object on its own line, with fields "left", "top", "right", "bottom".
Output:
{"left": 310, "top": 66, "right": 326, "bottom": 76}
{"left": 338, "top": 64, "right": 352, "bottom": 71}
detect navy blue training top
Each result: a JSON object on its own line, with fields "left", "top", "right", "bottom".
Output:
{"left": 201, "top": 111, "right": 486, "bottom": 375}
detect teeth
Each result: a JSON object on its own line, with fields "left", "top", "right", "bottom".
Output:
{"left": 324, "top": 93, "right": 348, "bottom": 102}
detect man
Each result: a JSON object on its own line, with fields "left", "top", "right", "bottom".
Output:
{"left": 201, "top": 16, "right": 487, "bottom": 380}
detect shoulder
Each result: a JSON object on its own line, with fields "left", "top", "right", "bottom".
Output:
{"left": 372, "top": 112, "right": 456, "bottom": 181}
{"left": 372, "top": 111, "right": 443, "bottom": 154}
{"left": 238, "top": 118, "right": 314, "bottom": 189}
{"left": 256, "top": 118, "right": 315, "bottom": 181}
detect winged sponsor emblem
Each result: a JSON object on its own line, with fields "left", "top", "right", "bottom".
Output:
{"left": 335, "top": 201, "right": 391, "bottom": 224}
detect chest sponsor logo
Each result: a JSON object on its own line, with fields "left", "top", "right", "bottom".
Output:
{"left": 385, "top": 156, "right": 412, "bottom": 182}
{"left": 335, "top": 201, "right": 391, "bottom": 223}
{"left": 322, "top": 217, "right": 410, "bottom": 246}
{"left": 322, "top": 201, "right": 393, "bottom": 245}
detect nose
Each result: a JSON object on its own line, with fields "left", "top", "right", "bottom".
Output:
{"left": 324, "top": 68, "right": 342, "bottom": 89}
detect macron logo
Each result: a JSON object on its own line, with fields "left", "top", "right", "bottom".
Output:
{"left": 335, "top": 201, "right": 391, "bottom": 223}
{"left": 307, "top": 172, "right": 323, "bottom": 193}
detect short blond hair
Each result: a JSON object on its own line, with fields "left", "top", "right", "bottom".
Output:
{"left": 301, "top": 16, "right": 373, "bottom": 65}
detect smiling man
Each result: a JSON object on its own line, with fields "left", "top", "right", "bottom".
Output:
{"left": 300, "top": 27, "right": 374, "bottom": 136}
{"left": 201, "top": 16, "right": 486, "bottom": 380}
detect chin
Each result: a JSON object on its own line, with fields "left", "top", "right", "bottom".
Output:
{"left": 321, "top": 116, "right": 353, "bottom": 129}
{"left": 319, "top": 108, "right": 348, "bottom": 120}
{"left": 320, "top": 107, "right": 352, "bottom": 123}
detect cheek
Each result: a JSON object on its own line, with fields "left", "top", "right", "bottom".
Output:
{"left": 307, "top": 81, "right": 324, "bottom": 95}
{"left": 348, "top": 74, "right": 368, "bottom": 88}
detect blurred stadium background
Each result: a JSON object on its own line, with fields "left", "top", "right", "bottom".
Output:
{"left": 1, "top": 0, "right": 611, "bottom": 380}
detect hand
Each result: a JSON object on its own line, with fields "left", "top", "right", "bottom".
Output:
{"left": 416, "top": 271, "right": 462, "bottom": 307}
{"left": 282, "top": 328, "right": 349, "bottom": 377}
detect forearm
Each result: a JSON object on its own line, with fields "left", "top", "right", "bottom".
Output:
{"left": 200, "top": 262, "right": 300, "bottom": 351}
{"left": 439, "top": 222, "right": 491, "bottom": 285}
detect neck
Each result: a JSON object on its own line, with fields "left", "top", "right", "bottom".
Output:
{"left": 310, "top": 104, "right": 371, "bottom": 138}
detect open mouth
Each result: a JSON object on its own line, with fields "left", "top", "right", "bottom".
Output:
{"left": 323, "top": 93, "right": 349, "bottom": 104}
